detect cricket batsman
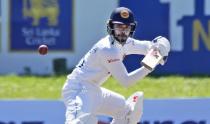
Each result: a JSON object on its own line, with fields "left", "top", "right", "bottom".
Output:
{"left": 62, "top": 7, "right": 170, "bottom": 124}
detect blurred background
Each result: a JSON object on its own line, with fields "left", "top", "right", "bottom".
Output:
{"left": 0, "top": 0, "right": 210, "bottom": 124}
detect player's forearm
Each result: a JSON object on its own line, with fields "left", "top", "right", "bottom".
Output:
{"left": 103, "top": 60, "right": 151, "bottom": 88}
{"left": 119, "top": 66, "right": 151, "bottom": 87}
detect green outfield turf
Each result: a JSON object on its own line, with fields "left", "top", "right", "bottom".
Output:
{"left": 0, "top": 75, "right": 210, "bottom": 99}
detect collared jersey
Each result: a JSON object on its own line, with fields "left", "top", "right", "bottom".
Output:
{"left": 67, "top": 35, "right": 153, "bottom": 87}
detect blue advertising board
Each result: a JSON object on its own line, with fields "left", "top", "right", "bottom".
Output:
{"left": 9, "top": 0, "right": 73, "bottom": 51}
{"left": 0, "top": 99, "right": 209, "bottom": 124}
{"left": 120, "top": 0, "right": 210, "bottom": 75}
{"left": 141, "top": 98, "right": 210, "bottom": 124}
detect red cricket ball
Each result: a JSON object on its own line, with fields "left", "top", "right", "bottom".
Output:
{"left": 38, "top": 44, "right": 48, "bottom": 55}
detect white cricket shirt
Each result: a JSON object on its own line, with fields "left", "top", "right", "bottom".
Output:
{"left": 67, "top": 35, "right": 153, "bottom": 87}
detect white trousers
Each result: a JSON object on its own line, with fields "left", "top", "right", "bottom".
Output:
{"left": 62, "top": 79, "right": 130, "bottom": 124}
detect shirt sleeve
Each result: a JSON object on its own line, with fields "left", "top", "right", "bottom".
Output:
{"left": 124, "top": 38, "right": 154, "bottom": 55}
{"left": 98, "top": 48, "right": 151, "bottom": 87}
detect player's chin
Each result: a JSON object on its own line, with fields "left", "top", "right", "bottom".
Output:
{"left": 116, "top": 36, "right": 128, "bottom": 42}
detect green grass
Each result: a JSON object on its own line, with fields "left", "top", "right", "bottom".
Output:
{"left": 0, "top": 75, "right": 210, "bottom": 99}
{"left": 0, "top": 75, "right": 65, "bottom": 99}
{"left": 103, "top": 75, "right": 210, "bottom": 98}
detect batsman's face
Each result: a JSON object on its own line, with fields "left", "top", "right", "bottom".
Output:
{"left": 113, "top": 23, "right": 131, "bottom": 43}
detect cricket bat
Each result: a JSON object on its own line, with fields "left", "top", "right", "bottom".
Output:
{"left": 141, "top": 49, "right": 163, "bottom": 71}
